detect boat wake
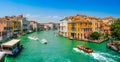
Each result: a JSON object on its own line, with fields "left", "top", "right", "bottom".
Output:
{"left": 99, "top": 52, "right": 120, "bottom": 59}
{"left": 73, "top": 48, "right": 118, "bottom": 62}
{"left": 90, "top": 53, "right": 115, "bottom": 62}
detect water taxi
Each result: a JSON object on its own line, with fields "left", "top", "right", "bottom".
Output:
{"left": 77, "top": 45, "right": 93, "bottom": 53}
{"left": 0, "top": 52, "right": 5, "bottom": 62}
{"left": 1, "top": 39, "right": 23, "bottom": 56}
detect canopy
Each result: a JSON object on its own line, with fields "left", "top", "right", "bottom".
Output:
{"left": 1, "top": 39, "right": 20, "bottom": 47}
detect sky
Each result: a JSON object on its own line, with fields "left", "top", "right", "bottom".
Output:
{"left": 0, "top": 0, "right": 120, "bottom": 23}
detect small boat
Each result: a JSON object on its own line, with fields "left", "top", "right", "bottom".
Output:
{"left": 70, "top": 37, "right": 73, "bottom": 40}
{"left": 41, "top": 39, "right": 47, "bottom": 44}
{"left": 1, "top": 39, "right": 23, "bottom": 56}
{"left": 77, "top": 45, "right": 93, "bottom": 53}
{"left": 28, "top": 36, "right": 39, "bottom": 40}
{"left": 107, "top": 42, "right": 120, "bottom": 53}
{"left": 33, "top": 37, "right": 39, "bottom": 40}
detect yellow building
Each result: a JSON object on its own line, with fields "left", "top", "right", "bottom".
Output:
{"left": 10, "top": 19, "right": 21, "bottom": 36}
{"left": 68, "top": 15, "right": 101, "bottom": 40}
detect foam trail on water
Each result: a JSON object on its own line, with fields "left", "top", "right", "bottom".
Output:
{"left": 90, "top": 52, "right": 116, "bottom": 62}
{"left": 99, "top": 52, "right": 120, "bottom": 59}
{"left": 73, "top": 48, "right": 116, "bottom": 62}
{"left": 73, "top": 48, "right": 80, "bottom": 52}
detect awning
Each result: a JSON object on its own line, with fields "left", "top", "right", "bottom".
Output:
{"left": 1, "top": 39, "right": 20, "bottom": 47}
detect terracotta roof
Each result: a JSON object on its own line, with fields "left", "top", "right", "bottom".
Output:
{"left": 103, "top": 16, "right": 114, "bottom": 20}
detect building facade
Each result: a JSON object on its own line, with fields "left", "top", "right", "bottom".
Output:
{"left": 29, "top": 21, "right": 38, "bottom": 32}
{"left": 60, "top": 14, "right": 113, "bottom": 41}
{"left": 17, "top": 15, "right": 29, "bottom": 34}
{"left": 68, "top": 15, "right": 93, "bottom": 40}
{"left": 37, "top": 23, "right": 44, "bottom": 31}
{"left": 60, "top": 17, "right": 71, "bottom": 37}
{"left": 101, "top": 16, "right": 115, "bottom": 35}
{"left": 0, "top": 18, "right": 12, "bottom": 41}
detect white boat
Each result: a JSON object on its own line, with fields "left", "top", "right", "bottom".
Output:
{"left": 28, "top": 36, "right": 39, "bottom": 40}
{"left": 33, "top": 37, "right": 39, "bottom": 40}
{"left": 70, "top": 36, "right": 73, "bottom": 40}
{"left": 41, "top": 39, "right": 47, "bottom": 44}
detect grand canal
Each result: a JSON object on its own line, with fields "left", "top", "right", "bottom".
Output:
{"left": 5, "top": 31, "right": 120, "bottom": 62}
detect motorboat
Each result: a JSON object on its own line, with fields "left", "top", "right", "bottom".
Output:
{"left": 34, "top": 37, "right": 39, "bottom": 40}
{"left": 28, "top": 36, "right": 39, "bottom": 40}
{"left": 70, "top": 36, "right": 73, "bottom": 40}
{"left": 77, "top": 45, "right": 93, "bottom": 53}
{"left": 41, "top": 39, "right": 47, "bottom": 44}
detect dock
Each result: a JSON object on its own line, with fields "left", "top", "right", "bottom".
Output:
{"left": 107, "top": 42, "right": 120, "bottom": 53}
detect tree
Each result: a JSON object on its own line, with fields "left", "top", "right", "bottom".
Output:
{"left": 110, "top": 19, "right": 120, "bottom": 40}
{"left": 104, "top": 32, "right": 108, "bottom": 38}
{"left": 90, "top": 32, "right": 101, "bottom": 40}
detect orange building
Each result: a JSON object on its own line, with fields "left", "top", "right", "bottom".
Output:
{"left": 101, "top": 16, "right": 115, "bottom": 35}
{"left": 102, "top": 16, "right": 115, "bottom": 25}
{"left": 0, "top": 18, "right": 12, "bottom": 41}
{"left": 101, "top": 23, "right": 111, "bottom": 35}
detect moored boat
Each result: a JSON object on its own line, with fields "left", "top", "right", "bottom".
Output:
{"left": 107, "top": 42, "right": 120, "bottom": 53}
{"left": 70, "top": 36, "right": 73, "bottom": 40}
{"left": 1, "top": 39, "right": 23, "bottom": 56}
{"left": 77, "top": 45, "right": 93, "bottom": 53}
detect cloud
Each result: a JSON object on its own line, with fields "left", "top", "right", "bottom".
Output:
{"left": 47, "top": 16, "right": 60, "bottom": 18}
{"left": 53, "top": 16, "right": 58, "bottom": 18}
{"left": 25, "top": 14, "right": 40, "bottom": 19}
{"left": 25, "top": 14, "right": 63, "bottom": 23}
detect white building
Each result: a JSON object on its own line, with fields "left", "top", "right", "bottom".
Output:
{"left": 17, "top": 15, "right": 29, "bottom": 34}
{"left": 59, "top": 17, "right": 71, "bottom": 37}
{"left": 6, "top": 19, "right": 13, "bottom": 39}
{"left": 41, "top": 22, "right": 57, "bottom": 31}
{"left": 29, "top": 21, "right": 38, "bottom": 32}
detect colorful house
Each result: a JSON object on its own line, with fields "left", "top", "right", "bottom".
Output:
{"left": 68, "top": 15, "right": 93, "bottom": 40}
{"left": 0, "top": 18, "right": 12, "bottom": 41}
{"left": 67, "top": 14, "right": 104, "bottom": 40}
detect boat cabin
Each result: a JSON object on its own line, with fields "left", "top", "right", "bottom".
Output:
{"left": 1, "top": 39, "right": 23, "bottom": 56}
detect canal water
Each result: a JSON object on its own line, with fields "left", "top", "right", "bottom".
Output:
{"left": 5, "top": 31, "right": 120, "bottom": 62}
